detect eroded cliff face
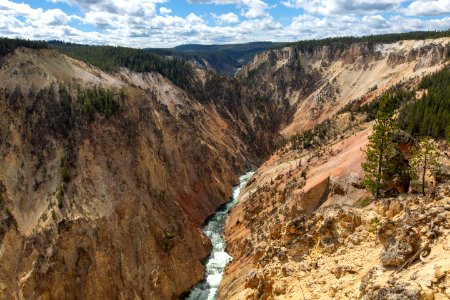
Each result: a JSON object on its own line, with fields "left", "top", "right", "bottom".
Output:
{"left": 220, "top": 120, "right": 372, "bottom": 299}
{"left": 239, "top": 38, "right": 450, "bottom": 136}
{"left": 220, "top": 119, "right": 450, "bottom": 300}
{"left": 221, "top": 181, "right": 450, "bottom": 299}
{"left": 0, "top": 48, "right": 277, "bottom": 299}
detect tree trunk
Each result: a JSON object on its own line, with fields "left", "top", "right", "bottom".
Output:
{"left": 422, "top": 154, "right": 427, "bottom": 196}
{"left": 376, "top": 137, "right": 385, "bottom": 199}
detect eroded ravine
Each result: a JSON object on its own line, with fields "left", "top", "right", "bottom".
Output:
{"left": 186, "top": 172, "right": 254, "bottom": 300}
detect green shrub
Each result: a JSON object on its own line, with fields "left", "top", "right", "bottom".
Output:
{"left": 301, "top": 170, "right": 307, "bottom": 179}
{"left": 368, "top": 217, "right": 381, "bottom": 234}
{"left": 354, "top": 197, "right": 373, "bottom": 208}
{"left": 77, "top": 86, "right": 125, "bottom": 121}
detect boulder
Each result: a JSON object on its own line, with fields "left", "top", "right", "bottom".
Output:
{"left": 378, "top": 221, "right": 421, "bottom": 267}
{"left": 245, "top": 270, "right": 273, "bottom": 300}
{"left": 246, "top": 270, "right": 262, "bottom": 289}
{"left": 331, "top": 265, "right": 357, "bottom": 279}
{"left": 364, "top": 283, "right": 421, "bottom": 300}
{"left": 329, "top": 175, "right": 346, "bottom": 196}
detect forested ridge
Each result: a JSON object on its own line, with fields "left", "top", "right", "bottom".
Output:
{"left": 148, "top": 41, "right": 283, "bottom": 75}
{"left": 0, "top": 38, "right": 202, "bottom": 99}
{"left": 2, "top": 29, "right": 448, "bottom": 78}
{"left": 287, "top": 29, "right": 450, "bottom": 51}
{"left": 336, "top": 64, "right": 450, "bottom": 141}
{"left": 398, "top": 66, "right": 450, "bottom": 139}
{"left": 49, "top": 41, "right": 203, "bottom": 97}
{"left": 0, "top": 37, "right": 48, "bottom": 56}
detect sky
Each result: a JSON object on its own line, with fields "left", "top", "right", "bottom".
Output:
{"left": 0, "top": 0, "right": 449, "bottom": 47}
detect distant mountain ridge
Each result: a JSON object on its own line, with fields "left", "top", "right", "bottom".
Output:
{"left": 145, "top": 30, "right": 450, "bottom": 76}
{"left": 146, "top": 42, "right": 284, "bottom": 76}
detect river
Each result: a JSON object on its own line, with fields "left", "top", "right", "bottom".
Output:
{"left": 186, "top": 172, "right": 254, "bottom": 300}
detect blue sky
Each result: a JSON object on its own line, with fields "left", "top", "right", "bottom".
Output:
{"left": 0, "top": 0, "right": 449, "bottom": 47}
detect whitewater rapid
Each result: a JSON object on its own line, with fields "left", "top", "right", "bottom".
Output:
{"left": 186, "top": 172, "right": 254, "bottom": 300}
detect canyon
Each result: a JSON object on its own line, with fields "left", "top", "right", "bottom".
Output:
{"left": 0, "top": 34, "right": 449, "bottom": 300}
{"left": 0, "top": 46, "right": 277, "bottom": 299}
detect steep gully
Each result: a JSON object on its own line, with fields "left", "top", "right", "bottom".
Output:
{"left": 186, "top": 172, "right": 254, "bottom": 300}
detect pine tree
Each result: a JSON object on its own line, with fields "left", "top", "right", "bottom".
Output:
{"left": 410, "top": 137, "right": 441, "bottom": 196}
{"left": 362, "top": 94, "right": 398, "bottom": 198}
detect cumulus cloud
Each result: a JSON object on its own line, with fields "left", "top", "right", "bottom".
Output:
{"left": 0, "top": 0, "right": 37, "bottom": 16}
{"left": 188, "top": 0, "right": 269, "bottom": 18}
{"left": 362, "top": 15, "right": 390, "bottom": 29}
{"left": 285, "top": 13, "right": 450, "bottom": 41}
{"left": 213, "top": 12, "right": 239, "bottom": 24}
{"left": 0, "top": 0, "right": 449, "bottom": 48}
{"left": 0, "top": 1, "right": 72, "bottom": 38}
{"left": 0, "top": 1, "right": 70, "bottom": 26}
{"left": 185, "top": 13, "right": 205, "bottom": 24}
{"left": 282, "top": 0, "right": 404, "bottom": 15}
{"left": 159, "top": 7, "right": 172, "bottom": 14}
{"left": 51, "top": 0, "right": 166, "bottom": 13}
{"left": 403, "top": 0, "right": 450, "bottom": 16}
